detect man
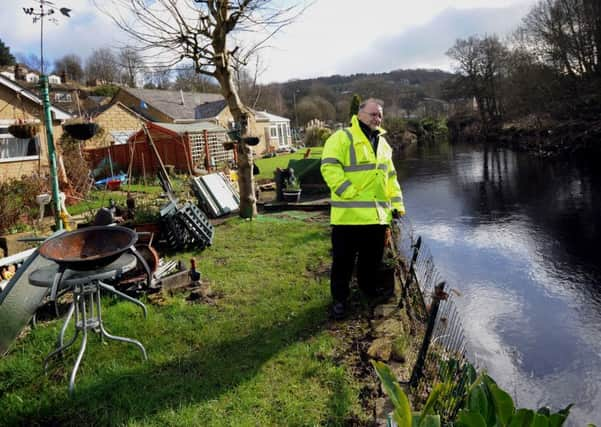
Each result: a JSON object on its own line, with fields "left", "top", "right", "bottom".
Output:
{"left": 320, "top": 98, "right": 405, "bottom": 319}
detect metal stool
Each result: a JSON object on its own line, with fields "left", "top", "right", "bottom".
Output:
{"left": 29, "top": 252, "right": 147, "bottom": 393}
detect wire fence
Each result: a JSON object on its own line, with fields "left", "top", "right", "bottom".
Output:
{"left": 393, "top": 216, "right": 479, "bottom": 421}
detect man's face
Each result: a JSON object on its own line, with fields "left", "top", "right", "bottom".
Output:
{"left": 357, "top": 102, "right": 383, "bottom": 130}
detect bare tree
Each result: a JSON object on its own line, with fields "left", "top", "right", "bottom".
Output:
{"left": 17, "top": 52, "right": 50, "bottom": 74}
{"left": 85, "top": 48, "right": 119, "bottom": 84}
{"left": 53, "top": 54, "right": 84, "bottom": 82}
{"left": 255, "top": 83, "right": 288, "bottom": 116}
{"left": 296, "top": 95, "right": 335, "bottom": 126}
{"left": 144, "top": 67, "right": 174, "bottom": 89}
{"left": 172, "top": 67, "right": 219, "bottom": 92}
{"left": 118, "top": 47, "right": 144, "bottom": 88}
{"left": 235, "top": 54, "right": 266, "bottom": 108}
{"left": 95, "top": 0, "right": 306, "bottom": 218}
{"left": 447, "top": 35, "right": 509, "bottom": 129}
{"left": 521, "top": 0, "right": 600, "bottom": 77}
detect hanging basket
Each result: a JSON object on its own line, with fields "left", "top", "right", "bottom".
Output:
{"left": 8, "top": 123, "right": 39, "bottom": 139}
{"left": 63, "top": 122, "right": 100, "bottom": 141}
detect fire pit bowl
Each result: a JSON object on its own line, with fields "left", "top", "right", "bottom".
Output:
{"left": 39, "top": 226, "right": 138, "bottom": 271}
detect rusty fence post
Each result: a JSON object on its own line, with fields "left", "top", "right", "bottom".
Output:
{"left": 398, "top": 236, "right": 422, "bottom": 335}
{"left": 409, "top": 281, "right": 448, "bottom": 388}
{"left": 399, "top": 236, "right": 421, "bottom": 308}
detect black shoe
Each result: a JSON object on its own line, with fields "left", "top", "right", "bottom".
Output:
{"left": 331, "top": 301, "right": 346, "bottom": 320}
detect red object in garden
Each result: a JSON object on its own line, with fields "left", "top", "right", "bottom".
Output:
{"left": 106, "top": 180, "right": 121, "bottom": 191}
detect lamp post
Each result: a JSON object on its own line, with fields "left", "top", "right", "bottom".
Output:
{"left": 292, "top": 89, "right": 299, "bottom": 142}
{"left": 23, "top": 1, "right": 72, "bottom": 231}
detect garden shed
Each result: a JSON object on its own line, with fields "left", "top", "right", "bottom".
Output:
{"left": 85, "top": 121, "right": 233, "bottom": 176}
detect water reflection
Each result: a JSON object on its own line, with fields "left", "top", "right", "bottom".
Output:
{"left": 396, "top": 141, "right": 601, "bottom": 426}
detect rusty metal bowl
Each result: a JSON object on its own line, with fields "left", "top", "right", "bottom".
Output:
{"left": 39, "top": 226, "right": 138, "bottom": 271}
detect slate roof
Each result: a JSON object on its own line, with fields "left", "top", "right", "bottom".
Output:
{"left": 90, "top": 101, "right": 146, "bottom": 121}
{"left": 156, "top": 121, "right": 228, "bottom": 134}
{"left": 254, "top": 110, "right": 290, "bottom": 123}
{"left": 194, "top": 99, "right": 228, "bottom": 119}
{"left": 121, "top": 87, "right": 223, "bottom": 122}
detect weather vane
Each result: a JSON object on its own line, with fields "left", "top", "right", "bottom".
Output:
{"left": 21, "top": 0, "right": 73, "bottom": 231}
{"left": 22, "top": 0, "right": 72, "bottom": 73}
{"left": 23, "top": 0, "right": 71, "bottom": 24}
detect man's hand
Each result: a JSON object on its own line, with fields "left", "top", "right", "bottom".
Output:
{"left": 392, "top": 209, "right": 401, "bottom": 219}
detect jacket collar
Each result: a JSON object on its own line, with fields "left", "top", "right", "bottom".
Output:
{"left": 350, "top": 115, "right": 386, "bottom": 137}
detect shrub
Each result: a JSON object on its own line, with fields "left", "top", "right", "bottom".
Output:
{"left": 90, "top": 84, "right": 120, "bottom": 97}
{"left": 303, "top": 127, "right": 332, "bottom": 147}
{"left": 60, "top": 133, "right": 94, "bottom": 198}
{"left": 0, "top": 175, "right": 47, "bottom": 234}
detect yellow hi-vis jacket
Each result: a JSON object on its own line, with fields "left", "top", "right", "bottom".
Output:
{"left": 320, "top": 115, "right": 405, "bottom": 225}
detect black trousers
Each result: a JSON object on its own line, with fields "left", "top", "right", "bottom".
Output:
{"left": 330, "top": 224, "right": 387, "bottom": 302}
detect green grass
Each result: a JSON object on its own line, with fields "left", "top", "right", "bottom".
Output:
{"left": 255, "top": 148, "right": 323, "bottom": 181}
{"left": 67, "top": 178, "right": 188, "bottom": 217}
{"left": 0, "top": 214, "right": 369, "bottom": 426}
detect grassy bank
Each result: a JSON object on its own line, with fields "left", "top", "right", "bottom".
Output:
{"left": 0, "top": 212, "right": 371, "bottom": 426}
{"left": 254, "top": 148, "right": 322, "bottom": 181}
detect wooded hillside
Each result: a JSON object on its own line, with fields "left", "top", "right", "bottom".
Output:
{"left": 246, "top": 69, "right": 454, "bottom": 125}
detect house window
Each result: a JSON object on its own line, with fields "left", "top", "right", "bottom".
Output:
{"left": 54, "top": 93, "right": 72, "bottom": 103}
{"left": 0, "top": 127, "right": 40, "bottom": 162}
{"left": 269, "top": 127, "right": 277, "bottom": 138}
{"left": 286, "top": 127, "right": 290, "bottom": 137}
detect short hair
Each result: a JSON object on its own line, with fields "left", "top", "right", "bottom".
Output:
{"left": 359, "top": 98, "right": 384, "bottom": 110}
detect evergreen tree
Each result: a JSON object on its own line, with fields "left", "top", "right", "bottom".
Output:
{"left": 0, "top": 39, "right": 16, "bottom": 66}
{"left": 349, "top": 93, "right": 361, "bottom": 119}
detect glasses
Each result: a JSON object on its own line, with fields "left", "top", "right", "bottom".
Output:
{"left": 363, "top": 112, "right": 382, "bottom": 118}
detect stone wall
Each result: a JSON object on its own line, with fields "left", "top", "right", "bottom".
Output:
{"left": 85, "top": 103, "right": 143, "bottom": 149}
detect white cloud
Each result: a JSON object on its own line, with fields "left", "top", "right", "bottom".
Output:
{"left": 1, "top": 0, "right": 537, "bottom": 82}
{"left": 260, "top": 0, "right": 538, "bottom": 82}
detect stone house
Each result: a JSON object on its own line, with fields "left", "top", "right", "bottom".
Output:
{"left": 195, "top": 100, "right": 291, "bottom": 154}
{"left": 254, "top": 111, "right": 291, "bottom": 152}
{"left": 83, "top": 101, "right": 148, "bottom": 150}
{"left": 111, "top": 86, "right": 290, "bottom": 157}
{"left": 0, "top": 75, "right": 72, "bottom": 182}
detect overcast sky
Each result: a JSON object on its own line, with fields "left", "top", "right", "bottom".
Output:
{"left": 2, "top": 0, "right": 538, "bottom": 84}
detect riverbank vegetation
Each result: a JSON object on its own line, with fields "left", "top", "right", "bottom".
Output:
{"left": 444, "top": 0, "right": 601, "bottom": 157}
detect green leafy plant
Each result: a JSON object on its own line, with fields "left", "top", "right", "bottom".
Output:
{"left": 371, "top": 360, "right": 442, "bottom": 427}
{"left": 456, "top": 374, "right": 573, "bottom": 427}
{"left": 372, "top": 360, "right": 580, "bottom": 427}
{"left": 284, "top": 179, "right": 301, "bottom": 191}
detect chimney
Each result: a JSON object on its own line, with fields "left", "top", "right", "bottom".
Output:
{"left": 180, "top": 89, "right": 185, "bottom": 105}
{"left": 14, "top": 64, "right": 24, "bottom": 80}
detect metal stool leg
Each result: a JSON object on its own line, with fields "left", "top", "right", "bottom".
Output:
{"left": 95, "top": 286, "right": 147, "bottom": 360}
{"left": 44, "top": 301, "right": 80, "bottom": 372}
{"left": 57, "top": 302, "right": 75, "bottom": 348}
{"left": 69, "top": 291, "right": 89, "bottom": 394}
{"left": 98, "top": 282, "right": 148, "bottom": 318}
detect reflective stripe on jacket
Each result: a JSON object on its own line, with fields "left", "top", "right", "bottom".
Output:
{"left": 320, "top": 115, "right": 405, "bottom": 225}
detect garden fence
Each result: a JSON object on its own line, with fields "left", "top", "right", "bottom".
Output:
{"left": 393, "top": 217, "right": 481, "bottom": 420}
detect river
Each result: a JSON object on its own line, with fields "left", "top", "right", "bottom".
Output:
{"left": 396, "top": 141, "right": 601, "bottom": 426}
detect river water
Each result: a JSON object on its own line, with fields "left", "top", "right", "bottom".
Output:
{"left": 396, "top": 141, "right": 601, "bottom": 426}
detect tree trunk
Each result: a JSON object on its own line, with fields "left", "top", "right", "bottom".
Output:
{"left": 214, "top": 65, "right": 257, "bottom": 219}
